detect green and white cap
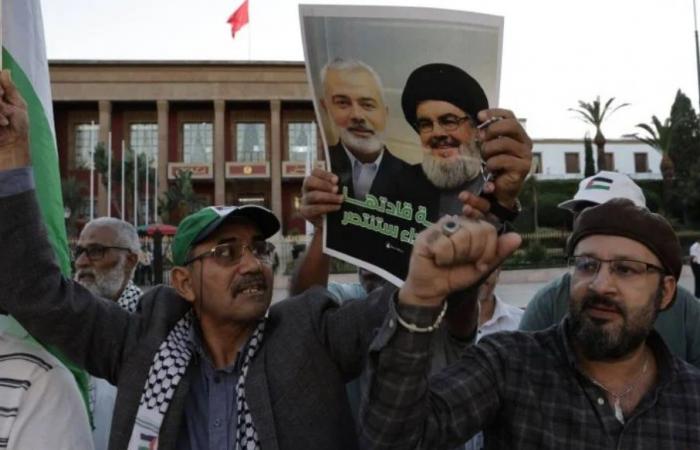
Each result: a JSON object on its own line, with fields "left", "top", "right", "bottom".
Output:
{"left": 171, "top": 205, "right": 280, "bottom": 266}
{"left": 558, "top": 171, "right": 646, "bottom": 211}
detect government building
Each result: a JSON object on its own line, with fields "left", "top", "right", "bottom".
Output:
{"left": 50, "top": 60, "right": 662, "bottom": 234}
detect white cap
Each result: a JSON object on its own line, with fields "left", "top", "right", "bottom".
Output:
{"left": 558, "top": 171, "right": 646, "bottom": 211}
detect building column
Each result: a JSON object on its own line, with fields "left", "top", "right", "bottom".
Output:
{"left": 97, "top": 100, "right": 111, "bottom": 216}
{"left": 270, "top": 100, "right": 282, "bottom": 221}
{"left": 156, "top": 100, "right": 169, "bottom": 221}
{"left": 214, "top": 100, "right": 226, "bottom": 206}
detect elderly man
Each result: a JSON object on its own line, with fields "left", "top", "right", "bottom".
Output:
{"left": 0, "top": 69, "right": 432, "bottom": 450}
{"left": 75, "top": 217, "right": 142, "bottom": 311}
{"left": 360, "top": 198, "right": 700, "bottom": 449}
{"left": 321, "top": 58, "right": 409, "bottom": 200}
{"left": 73, "top": 217, "right": 142, "bottom": 450}
{"left": 520, "top": 171, "right": 700, "bottom": 368}
{"left": 320, "top": 58, "right": 412, "bottom": 275}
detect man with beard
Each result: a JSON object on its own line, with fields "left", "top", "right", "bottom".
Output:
{"left": 360, "top": 198, "right": 700, "bottom": 449}
{"left": 0, "top": 68, "right": 415, "bottom": 450}
{"left": 320, "top": 58, "right": 412, "bottom": 277}
{"left": 73, "top": 217, "right": 142, "bottom": 449}
{"left": 74, "top": 217, "right": 142, "bottom": 310}
{"left": 519, "top": 171, "right": 700, "bottom": 368}
{"left": 321, "top": 58, "right": 409, "bottom": 200}
{"left": 398, "top": 63, "right": 519, "bottom": 221}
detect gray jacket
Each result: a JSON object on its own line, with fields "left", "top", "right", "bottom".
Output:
{"left": 0, "top": 190, "right": 391, "bottom": 450}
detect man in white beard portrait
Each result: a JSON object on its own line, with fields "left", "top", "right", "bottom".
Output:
{"left": 321, "top": 57, "right": 411, "bottom": 201}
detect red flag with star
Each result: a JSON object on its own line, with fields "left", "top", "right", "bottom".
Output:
{"left": 227, "top": 0, "right": 249, "bottom": 38}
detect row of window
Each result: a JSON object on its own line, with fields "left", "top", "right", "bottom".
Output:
{"left": 532, "top": 152, "right": 650, "bottom": 175}
{"left": 74, "top": 122, "right": 317, "bottom": 167}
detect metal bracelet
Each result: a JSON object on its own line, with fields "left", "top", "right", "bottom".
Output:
{"left": 395, "top": 300, "right": 448, "bottom": 333}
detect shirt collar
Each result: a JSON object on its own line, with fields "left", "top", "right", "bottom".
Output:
{"left": 481, "top": 295, "right": 507, "bottom": 328}
{"left": 342, "top": 142, "right": 384, "bottom": 169}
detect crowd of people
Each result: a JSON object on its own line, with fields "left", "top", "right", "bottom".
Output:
{"left": 1, "top": 55, "right": 700, "bottom": 450}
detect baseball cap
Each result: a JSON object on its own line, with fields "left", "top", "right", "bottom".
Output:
{"left": 558, "top": 171, "right": 646, "bottom": 211}
{"left": 171, "top": 205, "right": 280, "bottom": 266}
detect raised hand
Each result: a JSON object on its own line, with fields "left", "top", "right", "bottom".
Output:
{"left": 476, "top": 108, "right": 532, "bottom": 210}
{"left": 0, "top": 70, "right": 30, "bottom": 170}
{"left": 300, "top": 168, "right": 344, "bottom": 230}
{"left": 399, "top": 215, "right": 521, "bottom": 307}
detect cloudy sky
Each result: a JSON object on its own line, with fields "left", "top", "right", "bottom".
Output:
{"left": 40, "top": 0, "right": 699, "bottom": 139}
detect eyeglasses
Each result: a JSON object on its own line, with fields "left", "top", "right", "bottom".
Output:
{"left": 415, "top": 114, "right": 472, "bottom": 134}
{"left": 568, "top": 255, "right": 666, "bottom": 282}
{"left": 184, "top": 241, "right": 275, "bottom": 267}
{"left": 74, "top": 244, "right": 132, "bottom": 262}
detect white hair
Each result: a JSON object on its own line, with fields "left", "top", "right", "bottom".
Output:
{"left": 320, "top": 58, "right": 386, "bottom": 104}
{"left": 83, "top": 217, "right": 140, "bottom": 253}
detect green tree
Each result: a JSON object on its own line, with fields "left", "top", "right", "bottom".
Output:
{"left": 158, "top": 171, "right": 202, "bottom": 225}
{"left": 61, "top": 177, "right": 86, "bottom": 237}
{"left": 632, "top": 115, "right": 674, "bottom": 210}
{"left": 569, "top": 96, "right": 629, "bottom": 171}
{"left": 668, "top": 90, "right": 700, "bottom": 224}
{"left": 583, "top": 134, "right": 595, "bottom": 177}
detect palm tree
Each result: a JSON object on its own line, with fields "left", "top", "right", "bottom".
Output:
{"left": 632, "top": 115, "right": 674, "bottom": 208}
{"left": 569, "top": 96, "right": 629, "bottom": 171}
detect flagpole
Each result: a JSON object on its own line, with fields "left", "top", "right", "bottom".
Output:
{"left": 248, "top": 11, "right": 252, "bottom": 61}
{"left": 145, "top": 155, "right": 150, "bottom": 227}
{"left": 305, "top": 137, "right": 313, "bottom": 237}
{"left": 107, "top": 131, "right": 112, "bottom": 217}
{"left": 133, "top": 147, "right": 138, "bottom": 228}
{"left": 154, "top": 151, "right": 158, "bottom": 223}
{"left": 0, "top": 0, "right": 3, "bottom": 71}
{"left": 694, "top": 0, "right": 700, "bottom": 109}
{"left": 121, "top": 140, "right": 125, "bottom": 220}
{"left": 89, "top": 121, "right": 95, "bottom": 221}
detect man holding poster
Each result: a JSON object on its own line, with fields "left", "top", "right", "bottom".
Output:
{"left": 300, "top": 5, "right": 529, "bottom": 285}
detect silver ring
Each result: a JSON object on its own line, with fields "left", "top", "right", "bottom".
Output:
{"left": 442, "top": 220, "right": 461, "bottom": 237}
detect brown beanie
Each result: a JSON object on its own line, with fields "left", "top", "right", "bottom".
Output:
{"left": 567, "top": 198, "right": 682, "bottom": 281}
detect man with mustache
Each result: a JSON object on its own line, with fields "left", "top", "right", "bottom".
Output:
{"left": 519, "top": 171, "right": 700, "bottom": 368}
{"left": 360, "top": 198, "right": 700, "bottom": 449}
{"left": 0, "top": 69, "right": 418, "bottom": 450}
{"left": 74, "top": 217, "right": 142, "bottom": 310}
{"left": 73, "top": 217, "right": 142, "bottom": 450}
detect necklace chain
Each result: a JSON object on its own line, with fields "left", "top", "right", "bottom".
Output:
{"left": 587, "top": 352, "right": 649, "bottom": 400}
{"left": 585, "top": 352, "right": 650, "bottom": 423}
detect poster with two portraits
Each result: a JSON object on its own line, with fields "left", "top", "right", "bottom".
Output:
{"left": 300, "top": 5, "right": 503, "bottom": 286}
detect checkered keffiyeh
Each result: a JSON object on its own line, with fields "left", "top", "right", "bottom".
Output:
{"left": 126, "top": 311, "right": 265, "bottom": 450}
{"left": 116, "top": 281, "right": 142, "bottom": 313}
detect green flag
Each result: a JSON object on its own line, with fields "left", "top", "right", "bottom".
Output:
{"left": 2, "top": 0, "right": 92, "bottom": 422}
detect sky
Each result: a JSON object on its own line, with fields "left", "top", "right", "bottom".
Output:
{"left": 40, "top": 0, "right": 700, "bottom": 139}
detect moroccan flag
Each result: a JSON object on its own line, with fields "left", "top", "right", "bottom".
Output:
{"left": 2, "top": 0, "right": 92, "bottom": 420}
{"left": 227, "top": 0, "right": 249, "bottom": 38}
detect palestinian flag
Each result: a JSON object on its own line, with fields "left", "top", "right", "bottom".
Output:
{"left": 2, "top": 0, "right": 91, "bottom": 420}
{"left": 585, "top": 176, "right": 613, "bottom": 191}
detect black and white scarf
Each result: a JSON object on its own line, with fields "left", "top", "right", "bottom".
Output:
{"left": 117, "top": 281, "right": 143, "bottom": 313}
{"left": 127, "top": 311, "right": 266, "bottom": 450}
